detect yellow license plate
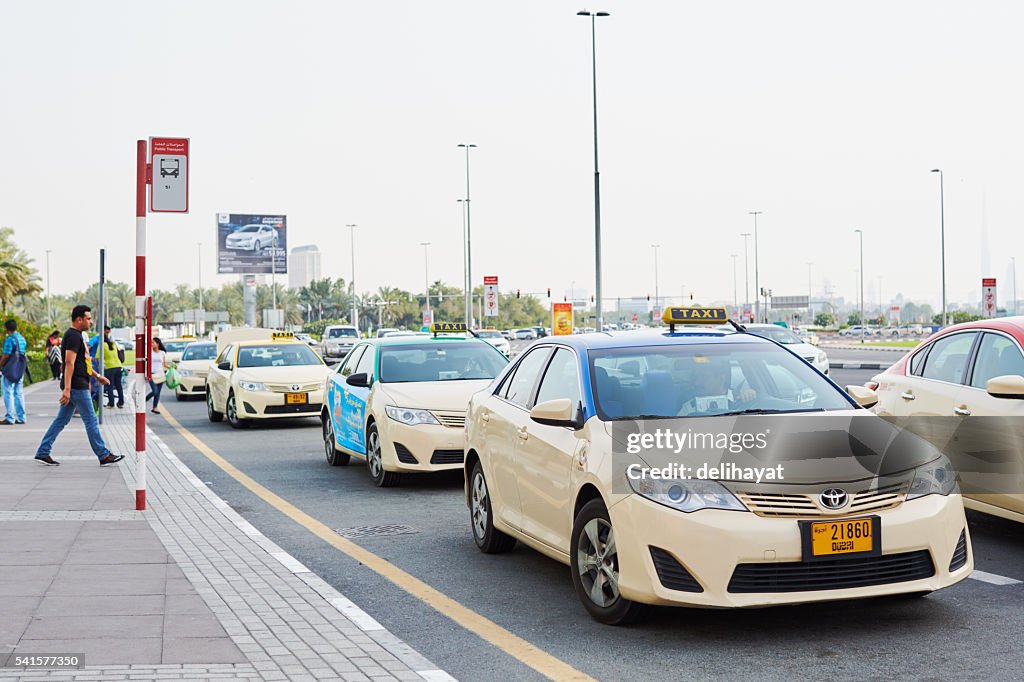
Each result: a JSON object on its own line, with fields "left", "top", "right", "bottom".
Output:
{"left": 285, "top": 393, "right": 308, "bottom": 405}
{"left": 809, "top": 518, "right": 875, "bottom": 557}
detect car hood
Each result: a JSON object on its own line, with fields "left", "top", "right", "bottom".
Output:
{"left": 603, "top": 410, "right": 942, "bottom": 487}
{"left": 377, "top": 380, "right": 493, "bottom": 411}
{"left": 178, "top": 359, "right": 214, "bottom": 373}
{"left": 234, "top": 365, "right": 331, "bottom": 383}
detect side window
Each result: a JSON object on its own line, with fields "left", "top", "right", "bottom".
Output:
{"left": 535, "top": 349, "right": 582, "bottom": 407}
{"left": 340, "top": 346, "right": 365, "bottom": 376}
{"left": 970, "top": 333, "right": 1024, "bottom": 389}
{"left": 503, "top": 348, "right": 553, "bottom": 409}
{"left": 909, "top": 344, "right": 931, "bottom": 376}
{"left": 920, "top": 332, "right": 978, "bottom": 384}
{"left": 354, "top": 345, "right": 376, "bottom": 378}
{"left": 216, "top": 345, "right": 233, "bottom": 367}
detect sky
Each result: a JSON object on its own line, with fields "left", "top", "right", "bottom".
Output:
{"left": 2, "top": 0, "right": 1023, "bottom": 312}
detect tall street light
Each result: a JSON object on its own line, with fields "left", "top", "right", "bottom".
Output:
{"left": 651, "top": 244, "right": 661, "bottom": 317}
{"left": 1013, "top": 256, "right": 1018, "bottom": 316}
{"left": 458, "top": 144, "right": 477, "bottom": 328}
{"left": 855, "top": 229, "right": 864, "bottom": 343}
{"left": 806, "top": 261, "right": 813, "bottom": 322}
{"left": 347, "top": 224, "right": 358, "bottom": 331}
{"left": 45, "top": 249, "right": 52, "bottom": 325}
{"left": 749, "top": 211, "right": 763, "bottom": 322}
{"left": 420, "top": 242, "right": 431, "bottom": 313}
{"left": 731, "top": 254, "right": 739, "bottom": 316}
{"left": 930, "top": 169, "right": 947, "bottom": 327}
{"left": 197, "top": 242, "right": 204, "bottom": 336}
{"left": 457, "top": 199, "right": 468, "bottom": 327}
{"left": 578, "top": 9, "right": 610, "bottom": 331}
{"left": 740, "top": 232, "right": 751, "bottom": 320}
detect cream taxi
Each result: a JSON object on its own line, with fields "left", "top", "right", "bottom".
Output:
{"left": 464, "top": 308, "right": 971, "bottom": 624}
{"left": 174, "top": 340, "right": 218, "bottom": 401}
{"left": 321, "top": 323, "right": 509, "bottom": 486}
{"left": 163, "top": 336, "right": 197, "bottom": 365}
{"left": 206, "top": 331, "right": 331, "bottom": 428}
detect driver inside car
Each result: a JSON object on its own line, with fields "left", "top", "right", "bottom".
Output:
{"left": 678, "top": 356, "right": 756, "bottom": 415}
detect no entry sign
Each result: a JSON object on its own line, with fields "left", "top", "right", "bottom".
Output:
{"left": 150, "top": 137, "right": 189, "bottom": 213}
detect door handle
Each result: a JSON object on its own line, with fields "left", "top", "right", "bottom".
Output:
{"left": 517, "top": 426, "right": 529, "bottom": 440}
{"left": 900, "top": 392, "right": 915, "bottom": 401}
{"left": 954, "top": 406, "right": 971, "bottom": 416}
{"left": 481, "top": 412, "right": 490, "bottom": 423}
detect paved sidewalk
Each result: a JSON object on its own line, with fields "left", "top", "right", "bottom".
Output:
{"left": 0, "top": 380, "right": 453, "bottom": 682}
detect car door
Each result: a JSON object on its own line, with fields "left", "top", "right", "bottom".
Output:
{"left": 209, "top": 345, "right": 234, "bottom": 410}
{"left": 957, "top": 332, "right": 1024, "bottom": 515}
{"left": 483, "top": 347, "right": 553, "bottom": 531}
{"left": 333, "top": 345, "right": 369, "bottom": 454}
{"left": 328, "top": 345, "right": 364, "bottom": 452}
{"left": 517, "top": 347, "right": 583, "bottom": 552}
{"left": 342, "top": 344, "right": 376, "bottom": 455}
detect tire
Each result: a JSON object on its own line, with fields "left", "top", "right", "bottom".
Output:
{"left": 323, "top": 414, "right": 350, "bottom": 466}
{"left": 226, "top": 391, "right": 248, "bottom": 429}
{"left": 366, "top": 422, "right": 400, "bottom": 487}
{"left": 207, "top": 389, "right": 223, "bottom": 422}
{"left": 570, "top": 499, "right": 649, "bottom": 625}
{"left": 469, "top": 461, "right": 516, "bottom": 553}
{"left": 175, "top": 390, "right": 187, "bottom": 402}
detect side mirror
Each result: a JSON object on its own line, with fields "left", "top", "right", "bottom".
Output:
{"left": 986, "top": 375, "right": 1024, "bottom": 399}
{"left": 217, "top": 361, "right": 231, "bottom": 371}
{"left": 530, "top": 398, "right": 583, "bottom": 429}
{"left": 846, "top": 385, "right": 879, "bottom": 409}
{"left": 346, "top": 372, "right": 370, "bottom": 388}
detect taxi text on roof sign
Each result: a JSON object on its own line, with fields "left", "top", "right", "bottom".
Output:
{"left": 431, "top": 322, "right": 468, "bottom": 334}
{"left": 662, "top": 307, "right": 729, "bottom": 325}
{"left": 271, "top": 332, "right": 295, "bottom": 340}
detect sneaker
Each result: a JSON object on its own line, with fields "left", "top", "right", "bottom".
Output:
{"left": 0, "top": 420, "right": 13, "bottom": 426}
{"left": 15, "top": 420, "right": 25, "bottom": 424}
{"left": 98, "top": 454, "right": 125, "bottom": 466}
{"left": 151, "top": 409, "right": 161, "bottom": 415}
{"left": 34, "top": 455, "right": 60, "bottom": 466}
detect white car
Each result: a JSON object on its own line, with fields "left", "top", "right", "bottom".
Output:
{"left": 513, "top": 328, "right": 538, "bottom": 340}
{"left": 722, "top": 323, "right": 830, "bottom": 375}
{"left": 839, "top": 325, "right": 876, "bottom": 337}
{"left": 225, "top": 224, "right": 278, "bottom": 251}
{"left": 475, "top": 329, "right": 511, "bottom": 356}
{"left": 320, "top": 325, "right": 360, "bottom": 360}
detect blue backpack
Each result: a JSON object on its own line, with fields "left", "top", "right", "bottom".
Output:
{"left": 2, "top": 336, "right": 27, "bottom": 383}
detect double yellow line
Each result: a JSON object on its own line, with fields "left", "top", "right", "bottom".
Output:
{"left": 159, "top": 406, "right": 595, "bottom": 682}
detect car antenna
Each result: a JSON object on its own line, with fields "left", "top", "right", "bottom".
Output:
{"left": 727, "top": 320, "right": 746, "bottom": 333}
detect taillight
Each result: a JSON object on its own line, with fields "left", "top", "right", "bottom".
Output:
{"left": 865, "top": 381, "right": 879, "bottom": 391}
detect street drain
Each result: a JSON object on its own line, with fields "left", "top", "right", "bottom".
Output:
{"left": 334, "top": 524, "right": 418, "bottom": 538}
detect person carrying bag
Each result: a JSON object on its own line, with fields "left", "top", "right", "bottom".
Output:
{"left": 1, "top": 319, "right": 28, "bottom": 425}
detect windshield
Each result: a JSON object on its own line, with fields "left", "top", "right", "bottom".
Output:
{"left": 746, "top": 326, "right": 803, "bottom": 345}
{"left": 477, "top": 331, "right": 502, "bottom": 338}
{"left": 379, "top": 342, "right": 508, "bottom": 382}
{"left": 237, "top": 344, "right": 322, "bottom": 368}
{"left": 327, "top": 328, "right": 357, "bottom": 338}
{"left": 590, "top": 343, "right": 850, "bottom": 420}
{"left": 163, "top": 341, "right": 189, "bottom": 353}
{"left": 182, "top": 344, "right": 217, "bottom": 361}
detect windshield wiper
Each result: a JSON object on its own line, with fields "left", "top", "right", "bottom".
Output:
{"left": 718, "top": 407, "right": 826, "bottom": 416}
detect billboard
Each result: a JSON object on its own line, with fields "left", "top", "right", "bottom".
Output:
{"left": 552, "top": 302, "right": 573, "bottom": 336}
{"left": 217, "top": 213, "right": 287, "bottom": 274}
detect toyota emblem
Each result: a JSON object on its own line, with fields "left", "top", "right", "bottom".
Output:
{"left": 819, "top": 488, "right": 849, "bottom": 510}
{"left": 291, "top": 384, "right": 301, "bottom": 391}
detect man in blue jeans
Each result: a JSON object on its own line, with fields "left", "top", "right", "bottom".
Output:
{"left": 1, "top": 318, "right": 27, "bottom": 425}
{"left": 34, "top": 305, "right": 124, "bottom": 466}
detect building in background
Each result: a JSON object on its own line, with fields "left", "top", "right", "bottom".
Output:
{"left": 288, "top": 245, "right": 321, "bottom": 289}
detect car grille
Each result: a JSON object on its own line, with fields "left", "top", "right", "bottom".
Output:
{"left": 430, "top": 449, "right": 464, "bottom": 465}
{"left": 649, "top": 547, "right": 703, "bottom": 593}
{"left": 265, "top": 382, "right": 322, "bottom": 393}
{"left": 264, "top": 404, "right": 320, "bottom": 415}
{"left": 432, "top": 411, "right": 467, "bottom": 428}
{"left": 949, "top": 529, "right": 968, "bottom": 572}
{"left": 727, "top": 550, "right": 935, "bottom": 593}
{"left": 394, "top": 442, "right": 418, "bottom": 464}
{"left": 734, "top": 482, "right": 909, "bottom": 518}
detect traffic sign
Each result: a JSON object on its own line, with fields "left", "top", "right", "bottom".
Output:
{"left": 150, "top": 137, "right": 189, "bottom": 213}
{"left": 982, "top": 278, "right": 997, "bottom": 318}
{"left": 484, "top": 276, "right": 499, "bottom": 317}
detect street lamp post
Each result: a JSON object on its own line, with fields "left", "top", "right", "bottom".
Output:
{"left": 45, "top": 249, "right": 52, "bottom": 325}
{"left": 651, "top": 244, "right": 660, "bottom": 317}
{"left": 740, "top": 232, "right": 751, "bottom": 320}
{"left": 731, "top": 254, "right": 739, "bottom": 318}
{"left": 806, "top": 261, "right": 812, "bottom": 322}
{"left": 457, "top": 199, "right": 468, "bottom": 327}
{"left": 1013, "top": 256, "right": 1018, "bottom": 316}
{"left": 749, "top": 211, "right": 763, "bottom": 321}
{"left": 930, "top": 169, "right": 947, "bottom": 327}
{"left": 347, "top": 224, "right": 358, "bottom": 332}
{"left": 855, "top": 229, "right": 864, "bottom": 343}
{"left": 458, "top": 144, "right": 477, "bottom": 329}
{"left": 420, "top": 242, "right": 431, "bottom": 313}
{"left": 197, "top": 242, "right": 204, "bottom": 336}
{"left": 578, "top": 9, "right": 610, "bottom": 332}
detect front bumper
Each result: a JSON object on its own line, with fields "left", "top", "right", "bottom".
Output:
{"left": 176, "top": 375, "right": 207, "bottom": 394}
{"left": 237, "top": 388, "right": 324, "bottom": 419}
{"left": 323, "top": 345, "right": 355, "bottom": 358}
{"left": 611, "top": 492, "right": 971, "bottom": 608}
{"left": 378, "top": 418, "right": 465, "bottom": 473}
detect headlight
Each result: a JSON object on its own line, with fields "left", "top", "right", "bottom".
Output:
{"left": 907, "top": 457, "right": 958, "bottom": 499}
{"left": 627, "top": 475, "right": 747, "bottom": 513}
{"left": 238, "top": 380, "right": 269, "bottom": 392}
{"left": 385, "top": 406, "right": 440, "bottom": 426}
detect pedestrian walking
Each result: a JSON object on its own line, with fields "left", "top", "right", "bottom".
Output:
{"left": 0, "top": 319, "right": 28, "bottom": 425}
{"left": 145, "top": 337, "right": 169, "bottom": 415}
{"left": 101, "top": 326, "right": 124, "bottom": 408}
{"left": 46, "top": 330, "right": 62, "bottom": 380}
{"left": 33, "top": 305, "right": 124, "bottom": 466}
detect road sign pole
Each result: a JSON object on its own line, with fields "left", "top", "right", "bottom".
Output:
{"left": 135, "top": 140, "right": 148, "bottom": 511}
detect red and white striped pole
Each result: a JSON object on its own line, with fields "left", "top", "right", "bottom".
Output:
{"left": 135, "top": 140, "right": 148, "bottom": 511}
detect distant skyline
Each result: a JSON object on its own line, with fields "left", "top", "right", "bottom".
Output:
{"left": 2, "top": 1, "right": 1022, "bottom": 312}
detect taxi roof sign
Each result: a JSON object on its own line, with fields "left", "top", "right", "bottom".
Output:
{"left": 271, "top": 331, "right": 296, "bottom": 340}
{"left": 431, "top": 322, "right": 468, "bottom": 334}
{"left": 662, "top": 307, "right": 728, "bottom": 324}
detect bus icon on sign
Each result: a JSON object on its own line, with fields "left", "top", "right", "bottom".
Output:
{"left": 160, "top": 158, "right": 180, "bottom": 178}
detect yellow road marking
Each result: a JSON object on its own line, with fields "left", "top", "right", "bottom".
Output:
{"left": 159, "top": 406, "right": 595, "bottom": 682}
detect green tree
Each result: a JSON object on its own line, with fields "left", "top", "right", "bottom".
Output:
{"left": 814, "top": 312, "right": 835, "bottom": 327}
{"left": 846, "top": 311, "right": 862, "bottom": 325}
{"left": 0, "top": 227, "right": 42, "bottom": 313}
{"left": 934, "top": 311, "right": 981, "bottom": 325}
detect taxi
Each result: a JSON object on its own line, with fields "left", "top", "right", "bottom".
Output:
{"left": 206, "top": 331, "right": 331, "bottom": 428}
{"left": 321, "top": 322, "right": 509, "bottom": 486}
{"left": 464, "top": 307, "right": 971, "bottom": 624}
{"left": 163, "top": 336, "right": 197, "bottom": 365}
{"left": 868, "top": 316, "right": 1024, "bottom": 523}
{"left": 174, "top": 340, "right": 218, "bottom": 401}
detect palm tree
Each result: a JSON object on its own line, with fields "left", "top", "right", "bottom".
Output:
{"left": 0, "top": 227, "right": 42, "bottom": 313}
